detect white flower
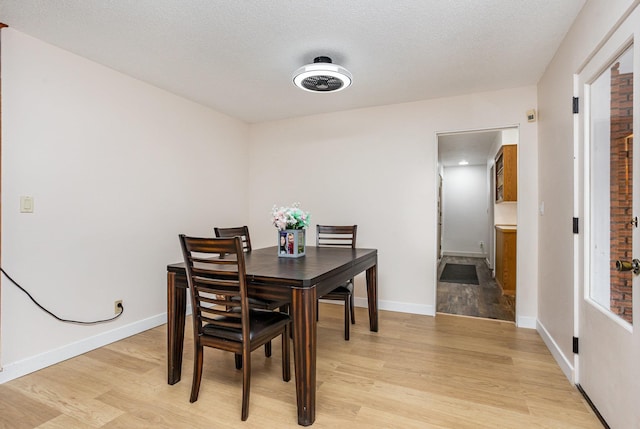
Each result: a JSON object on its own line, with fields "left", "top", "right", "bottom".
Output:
{"left": 271, "top": 203, "right": 311, "bottom": 231}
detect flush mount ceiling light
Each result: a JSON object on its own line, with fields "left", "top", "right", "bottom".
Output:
{"left": 293, "top": 56, "right": 352, "bottom": 93}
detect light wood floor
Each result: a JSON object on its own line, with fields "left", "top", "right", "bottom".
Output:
{"left": 0, "top": 304, "right": 602, "bottom": 428}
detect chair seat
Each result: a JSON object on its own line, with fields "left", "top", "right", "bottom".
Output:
{"left": 321, "top": 281, "right": 353, "bottom": 297}
{"left": 202, "top": 309, "right": 290, "bottom": 342}
{"left": 231, "top": 296, "right": 288, "bottom": 311}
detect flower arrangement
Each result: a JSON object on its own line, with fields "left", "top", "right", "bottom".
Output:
{"left": 271, "top": 203, "right": 311, "bottom": 230}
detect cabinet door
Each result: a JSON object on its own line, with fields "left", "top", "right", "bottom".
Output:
{"left": 502, "top": 145, "right": 518, "bottom": 201}
{"left": 495, "top": 228, "right": 517, "bottom": 294}
{"left": 495, "top": 145, "right": 517, "bottom": 202}
{"left": 502, "top": 231, "right": 517, "bottom": 293}
{"left": 495, "top": 229, "right": 505, "bottom": 286}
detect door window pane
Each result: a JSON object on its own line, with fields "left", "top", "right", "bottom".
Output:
{"left": 590, "top": 45, "right": 634, "bottom": 324}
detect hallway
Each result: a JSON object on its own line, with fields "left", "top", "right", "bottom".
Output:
{"left": 437, "top": 255, "right": 515, "bottom": 322}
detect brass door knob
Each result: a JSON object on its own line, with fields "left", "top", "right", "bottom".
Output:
{"left": 615, "top": 259, "right": 640, "bottom": 274}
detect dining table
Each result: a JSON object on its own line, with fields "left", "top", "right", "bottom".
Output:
{"left": 166, "top": 245, "right": 378, "bottom": 426}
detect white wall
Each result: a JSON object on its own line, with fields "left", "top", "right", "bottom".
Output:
{"left": 0, "top": 23, "right": 543, "bottom": 383}
{"left": 0, "top": 29, "right": 250, "bottom": 381}
{"left": 248, "top": 86, "right": 539, "bottom": 325}
{"left": 494, "top": 202, "right": 517, "bottom": 226}
{"left": 441, "top": 164, "right": 488, "bottom": 257}
{"left": 537, "top": 0, "right": 636, "bottom": 380}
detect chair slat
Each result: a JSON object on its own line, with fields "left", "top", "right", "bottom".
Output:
{"left": 214, "top": 226, "right": 252, "bottom": 253}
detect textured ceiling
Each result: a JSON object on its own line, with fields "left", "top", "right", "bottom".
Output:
{"left": 0, "top": 0, "right": 585, "bottom": 124}
{"left": 438, "top": 129, "right": 507, "bottom": 167}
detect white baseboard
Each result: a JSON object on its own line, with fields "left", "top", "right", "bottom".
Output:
{"left": 354, "top": 297, "right": 536, "bottom": 332}
{"left": 0, "top": 313, "right": 167, "bottom": 384}
{"left": 442, "top": 251, "right": 487, "bottom": 258}
{"left": 351, "top": 297, "right": 435, "bottom": 316}
{"left": 516, "top": 315, "right": 537, "bottom": 329}
{"left": 536, "top": 319, "right": 574, "bottom": 382}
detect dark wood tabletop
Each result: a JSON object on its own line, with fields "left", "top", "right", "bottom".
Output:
{"left": 168, "top": 245, "right": 376, "bottom": 289}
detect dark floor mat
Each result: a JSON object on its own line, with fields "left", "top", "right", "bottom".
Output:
{"left": 439, "top": 263, "right": 479, "bottom": 285}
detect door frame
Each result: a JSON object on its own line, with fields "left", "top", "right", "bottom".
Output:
{"left": 0, "top": 23, "right": 7, "bottom": 367}
{"left": 573, "top": 5, "right": 639, "bottom": 427}
{"left": 435, "top": 126, "right": 519, "bottom": 322}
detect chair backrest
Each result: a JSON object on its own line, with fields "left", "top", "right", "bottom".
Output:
{"left": 214, "top": 226, "right": 252, "bottom": 252}
{"left": 316, "top": 225, "right": 357, "bottom": 248}
{"left": 179, "top": 235, "right": 249, "bottom": 340}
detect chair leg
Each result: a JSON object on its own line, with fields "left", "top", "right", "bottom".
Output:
{"left": 241, "top": 350, "right": 251, "bottom": 421}
{"left": 282, "top": 324, "right": 291, "bottom": 382}
{"left": 344, "top": 296, "right": 350, "bottom": 341}
{"left": 190, "top": 345, "right": 203, "bottom": 403}
{"left": 350, "top": 293, "right": 356, "bottom": 324}
{"left": 278, "top": 304, "right": 290, "bottom": 314}
{"left": 235, "top": 353, "right": 242, "bottom": 369}
{"left": 264, "top": 341, "right": 272, "bottom": 357}
{"left": 281, "top": 305, "right": 293, "bottom": 339}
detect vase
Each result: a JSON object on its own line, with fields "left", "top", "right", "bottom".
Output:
{"left": 278, "top": 229, "right": 306, "bottom": 258}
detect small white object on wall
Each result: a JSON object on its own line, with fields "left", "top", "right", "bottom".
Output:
{"left": 526, "top": 109, "right": 536, "bottom": 122}
{"left": 20, "top": 196, "right": 34, "bottom": 213}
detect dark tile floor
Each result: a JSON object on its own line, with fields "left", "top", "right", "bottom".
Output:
{"left": 437, "top": 255, "right": 515, "bottom": 322}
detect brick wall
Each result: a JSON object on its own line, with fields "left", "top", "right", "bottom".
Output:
{"left": 609, "top": 62, "right": 633, "bottom": 324}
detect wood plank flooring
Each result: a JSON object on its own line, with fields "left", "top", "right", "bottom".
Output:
{"left": 0, "top": 304, "right": 601, "bottom": 428}
{"left": 437, "top": 256, "right": 515, "bottom": 322}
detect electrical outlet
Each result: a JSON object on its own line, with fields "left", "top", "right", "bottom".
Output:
{"left": 114, "top": 300, "right": 123, "bottom": 314}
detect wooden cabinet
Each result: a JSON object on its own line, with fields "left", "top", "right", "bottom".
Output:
{"left": 495, "top": 145, "right": 517, "bottom": 203}
{"left": 495, "top": 226, "right": 516, "bottom": 295}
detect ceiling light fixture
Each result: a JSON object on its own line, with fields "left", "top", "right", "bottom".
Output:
{"left": 459, "top": 160, "right": 469, "bottom": 166}
{"left": 293, "top": 56, "right": 352, "bottom": 93}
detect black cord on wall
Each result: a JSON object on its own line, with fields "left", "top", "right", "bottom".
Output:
{"left": 0, "top": 267, "right": 124, "bottom": 324}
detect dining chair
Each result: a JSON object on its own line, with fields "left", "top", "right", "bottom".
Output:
{"left": 214, "top": 225, "right": 288, "bottom": 358}
{"left": 213, "top": 226, "right": 252, "bottom": 253}
{"left": 179, "top": 234, "right": 291, "bottom": 421}
{"left": 316, "top": 225, "right": 358, "bottom": 340}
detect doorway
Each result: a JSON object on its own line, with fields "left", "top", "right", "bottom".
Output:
{"left": 436, "top": 128, "right": 517, "bottom": 322}
{"left": 575, "top": 6, "right": 639, "bottom": 427}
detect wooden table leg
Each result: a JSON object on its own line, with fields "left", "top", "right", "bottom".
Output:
{"left": 291, "top": 286, "right": 317, "bottom": 426}
{"left": 167, "top": 271, "right": 187, "bottom": 385}
{"left": 366, "top": 264, "right": 378, "bottom": 332}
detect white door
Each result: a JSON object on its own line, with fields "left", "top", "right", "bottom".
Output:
{"left": 576, "top": 6, "right": 640, "bottom": 428}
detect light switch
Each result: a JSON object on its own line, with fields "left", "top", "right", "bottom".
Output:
{"left": 20, "top": 196, "right": 34, "bottom": 213}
